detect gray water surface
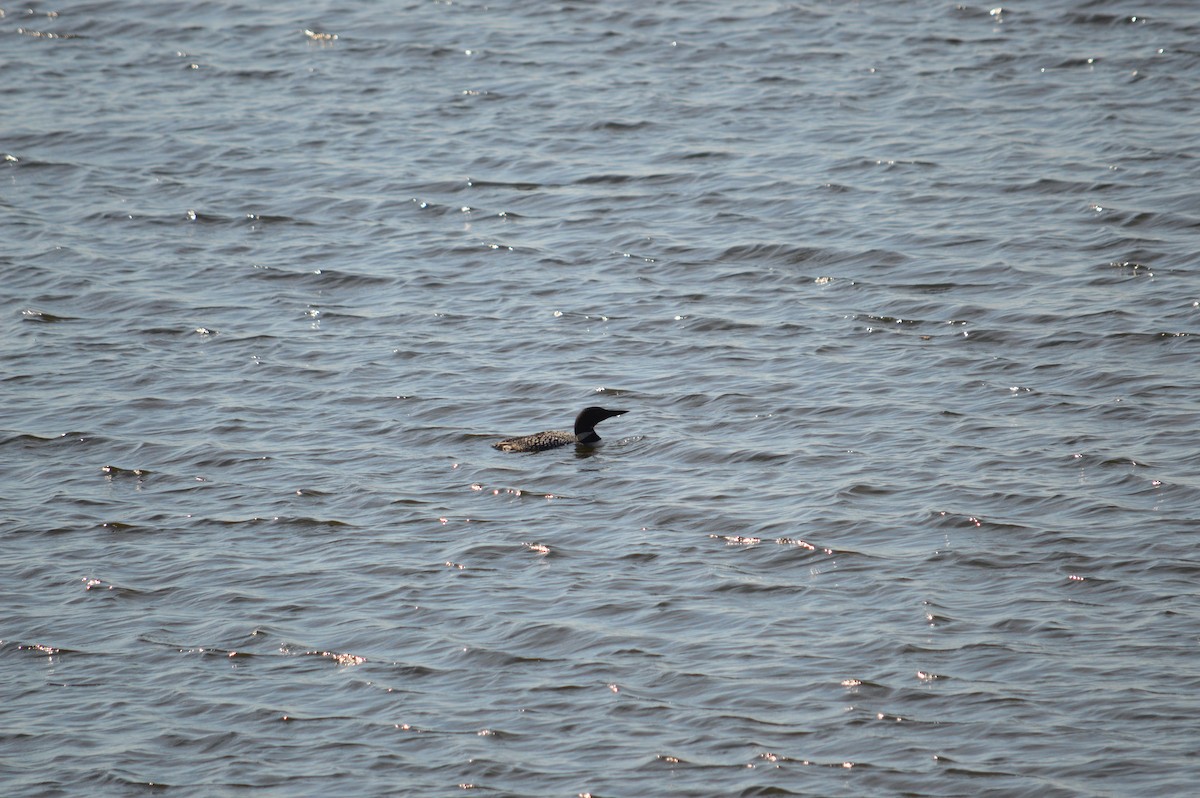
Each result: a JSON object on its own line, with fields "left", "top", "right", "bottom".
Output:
{"left": 4, "top": 1, "right": 1200, "bottom": 795}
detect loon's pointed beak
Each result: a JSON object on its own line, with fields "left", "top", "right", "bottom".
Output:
{"left": 604, "top": 409, "right": 629, "bottom": 419}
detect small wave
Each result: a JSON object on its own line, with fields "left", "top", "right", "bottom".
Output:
{"left": 20, "top": 308, "right": 79, "bottom": 323}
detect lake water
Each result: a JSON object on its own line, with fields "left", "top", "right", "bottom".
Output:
{"left": 3, "top": 1, "right": 1199, "bottom": 795}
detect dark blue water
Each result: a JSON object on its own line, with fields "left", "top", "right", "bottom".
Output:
{"left": 4, "top": 1, "right": 1200, "bottom": 795}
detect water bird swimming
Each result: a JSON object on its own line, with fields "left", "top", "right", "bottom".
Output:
{"left": 493, "top": 407, "right": 629, "bottom": 452}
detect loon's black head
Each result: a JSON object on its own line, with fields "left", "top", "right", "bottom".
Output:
{"left": 574, "top": 406, "right": 628, "bottom": 437}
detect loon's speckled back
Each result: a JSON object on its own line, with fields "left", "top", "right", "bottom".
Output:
{"left": 493, "top": 407, "right": 628, "bottom": 453}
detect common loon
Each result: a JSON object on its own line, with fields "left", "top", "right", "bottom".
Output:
{"left": 493, "top": 407, "right": 629, "bottom": 452}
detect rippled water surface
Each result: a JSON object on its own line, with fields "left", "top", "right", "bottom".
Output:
{"left": 4, "top": 1, "right": 1200, "bottom": 795}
